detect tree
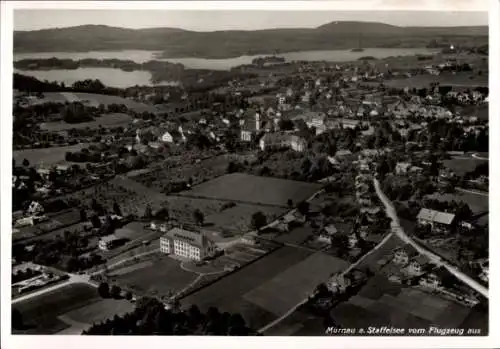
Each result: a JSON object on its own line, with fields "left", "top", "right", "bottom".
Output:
{"left": 79, "top": 209, "right": 87, "bottom": 222}
{"left": 113, "top": 201, "right": 122, "bottom": 216}
{"left": 193, "top": 209, "right": 205, "bottom": 226}
{"left": 297, "top": 201, "right": 310, "bottom": 216}
{"left": 278, "top": 119, "right": 294, "bottom": 131}
{"left": 90, "top": 215, "right": 101, "bottom": 229}
{"left": 12, "top": 308, "right": 23, "bottom": 330}
{"left": 125, "top": 291, "right": 133, "bottom": 301}
{"left": 251, "top": 211, "right": 267, "bottom": 231}
{"left": 22, "top": 158, "right": 30, "bottom": 167}
{"left": 143, "top": 205, "right": 153, "bottom": 219}
{"left": 155, "top": 207, "right": 170, "bottom": 220}
{"left": 110, "top": 285, "right": 122, "bottom": 299}
{"left": 98, "top": 282, "right": 110, "bottom": 298}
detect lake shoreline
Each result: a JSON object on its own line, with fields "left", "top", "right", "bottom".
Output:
{"left": 14, "top": 46, "right": 436, "bottom": 60}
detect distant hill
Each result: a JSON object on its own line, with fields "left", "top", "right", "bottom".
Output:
{"left": 14, "top": 21, "right": 488, "bottom": 59}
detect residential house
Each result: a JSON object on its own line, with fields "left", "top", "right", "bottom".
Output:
{"left": 150, "top": 221, "right": 169, "bottom": 233}
{"left": 393, "top": 246, "right": 415, "bottom": 266}
{"left": 160, "top": 227, "right": 216, "bottom": 261}
{"left": 479, "top": 260, "right": 489, "bottom": 283}
{"left": 347, "top": 233, "right": 359, "bottom": 248}
{"left": 419, "top": 272, "right": 442, "bottom": 289}
{"left": 98, "top": 234, "right": 120, "bottom": 251}
{"left": 327, "top": 273, "right": 351, "bottom": 293}
{"left": 317, "top": 224, "right": 337, "bottom": 243}
{"left": 417, "top": 208, "right": 456, "bottom": 232}
{"left": 335, "top": 149, "right": 353, "bottom": 158}
{"left": 395, "top": 162, "right": 412, "bottom": 175}
{"left": 27, "top": 201, "right": 44, "bottom": 216}
{"left": 259, "top": 132, "right": 307, "bottom": 152}
{"left": 407, "top": 255, "right": 428, "bottom": 276}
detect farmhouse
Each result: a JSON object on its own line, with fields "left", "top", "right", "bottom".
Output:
{"left": 417, "top": 208, "right": 455, "bottom": 232}
{"left": 160, "top": 227, "right": 217, "bottom": 261}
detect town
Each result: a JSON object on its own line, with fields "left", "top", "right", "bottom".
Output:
{"left": 10, "top": 22, "right": 489, "bottom": 336}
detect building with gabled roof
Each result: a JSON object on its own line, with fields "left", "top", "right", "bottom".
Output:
{"left": 259, "top": 132, "right": 307, "bottom": 152}
{"left": 160, "top": 227, "right": 217, "bottom": 261}
{"left": 417, "top": 208, "right": 455, "bottom": 227}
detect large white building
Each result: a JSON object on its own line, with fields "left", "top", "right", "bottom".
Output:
{"left": 259, "top": 132, "right": 307, "bottom": 152}
{"left": 160, "top": 227, "right": 216, "bottom": 261}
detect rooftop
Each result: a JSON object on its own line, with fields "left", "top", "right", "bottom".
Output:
{"left": 417, "top": 208, "right": 455, "bottom": 225}
{"left": 163, "top": 227, "right": 212, "bottom": 248}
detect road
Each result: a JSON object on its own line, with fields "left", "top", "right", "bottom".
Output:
{"left": 92, "top": 248, "right": 160, "bottom": 276}
{"left": 373, "top": 178, "right": 488, "bottom": 298}
{"left": 12, "top": 273, "right": 96, "bottom": 305}
{"left": 456, "top": 187, "right": 488, "bottom": 197}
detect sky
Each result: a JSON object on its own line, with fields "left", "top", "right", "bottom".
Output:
{"left": 14, "top": 9, "right": 488, "bottom": 32}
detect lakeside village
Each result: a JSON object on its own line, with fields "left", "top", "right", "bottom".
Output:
{"left": 12, "top": 51, "right": 489, "bottom": 335}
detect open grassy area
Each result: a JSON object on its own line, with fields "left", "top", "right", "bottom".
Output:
{"left": 111, "top": 255, "right": 198, "bottom": 298}
{"left": 181, "top": 246, "right": 314, "bottom": 329}
{"left": 372, "top": 72, "right": 488, "bottom": 90}
{"left": 13, "top": 143, "right": 89, "bottom": 167}
{"left": 425, "top": 191, "right": 488, "bottom": 214}
{"left": 205, "top": 203, "right": 286, "bottom": 234}
{"left": 443, "top": 158, "right": 488, "bottom": 176}
{"left": 243, "top": 252, "right": 349, "bottom": 316}
{"left": 132, "top": 154, "right": 234, "bottom": 192}
{"left": 12, "top": 283, "right": 99, "bottom": 334}
{"left": 180, "top": 173, "right": 321, "bottom": 208}
{"left": 42, "top": 92, "right": 157, "bottom": 113}
{"left": 62, "top": 298, "right": 134, "bottom": 325}
{"left": 40, "top": 113, "right": 132, "bottom": 131}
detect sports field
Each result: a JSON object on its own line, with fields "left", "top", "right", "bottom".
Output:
{"left": 111, "top": 256, "right": 198, "bottom": 297}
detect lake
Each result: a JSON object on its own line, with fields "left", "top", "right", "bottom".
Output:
{"left": 14, "top": 48, "right": 439, "bottom": 87}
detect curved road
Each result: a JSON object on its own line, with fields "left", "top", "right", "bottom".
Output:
{"left": 373, "top": 178, "right": 488, "bottom": 298}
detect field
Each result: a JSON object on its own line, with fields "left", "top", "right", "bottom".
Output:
{"left": 243, "top": 252, "right": 349, "bottom": 316}
{"left": 13, "top": 143, "right": 89, "bottom": 166}
{"left": 65, "top": 176, "right": 171, "bottom": 216}
{"left": 41, "top": 92, "right": 158, "bottom": 113}
{"left": 110, "top": 255, "right": 198, "bottom": 297}
{"left": 132, "top": 154, "right": 234, "bottom": 192}
{"left": 182, "top": 246, "right": 317, "bottom": 329}
{"left": 369, "top": 72, "right": 488, "bottom": 90}
{"left": 14, "top": 209, "right": 82, "bottom": 242}
{"left": 179, "top": 173, "right": 321, "bottom": 208}
{"left": 12, "top": 283, "right": 100, "bottom": 334}
{"left": 40, "top": 113, "right": 132, "bottom": 131}
{"left": 331, "top": 276, "right": 476, "bottom": 333}
{"left": 204, "top": 203, "right": 286, "bottom": 235}
{"left": 443, "top": 157, "right": 488, "bottom": 176}
{"left": 425, "top": 191, "right": 488, "bottom": 214}
{"left": 61, "top": 298, "right": 134, "bottom": 325}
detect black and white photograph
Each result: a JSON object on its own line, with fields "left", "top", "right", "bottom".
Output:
{"left": 0, "top": 0, "right": 497, "bottom": 348}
